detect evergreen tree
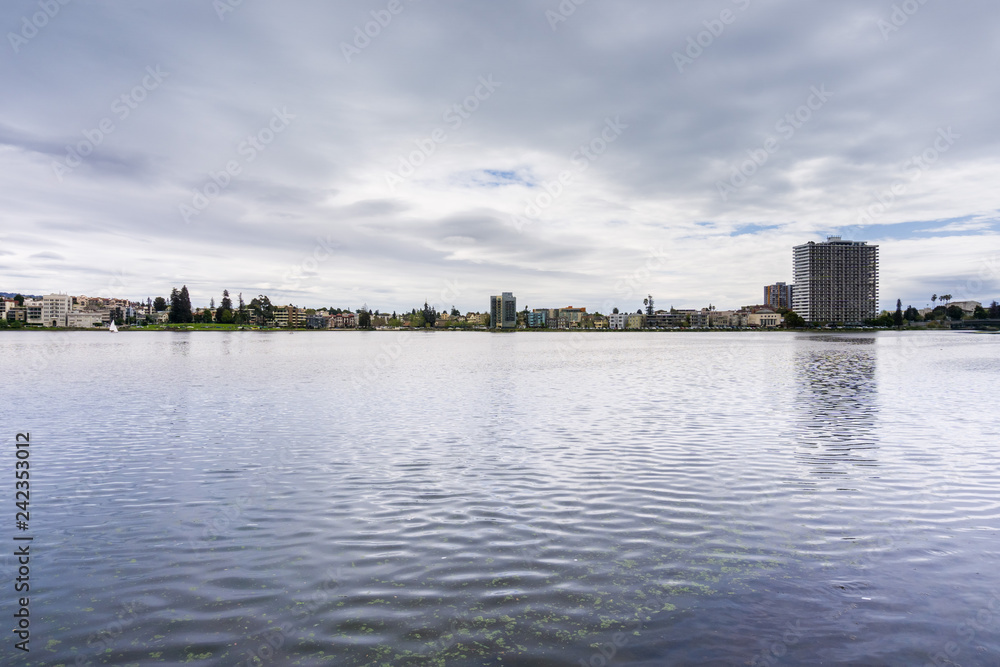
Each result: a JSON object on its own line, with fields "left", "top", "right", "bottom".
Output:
{"left": 14, "top": 294, "right": 24, "bottom": 306}
{"left": 178, "top": 286, "right": 193, "bottom": 323}
{"left": 973, "top": 305, "right": 988, "bottom": 319}
{"left": 217, "top": 289, "right": 232, "bottom": 321}
{"left": 210, "top": 297, "right": 216, "bottom": 310}
{"left": 153, "top": 296, "right": 167, "bottom": 312}
{"left": 990, "top": 301, "right": 1000, "bottom": 318}
{"left": 893, "top": 299, "right": 904, "bottom": 328}
{"left": 904, "top": 305, "right": 920, "bottom": 322}
{"left": 168, "top": 288, "right": 181, "bottom": 323}
{"left": 358, "top": 310, "right": 372, "bottom": 329}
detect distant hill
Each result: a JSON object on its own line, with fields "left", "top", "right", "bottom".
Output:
{"left": 0, "top": 292, "right": 41, "bottom": 299}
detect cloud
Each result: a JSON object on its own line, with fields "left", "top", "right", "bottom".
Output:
{"left": 2, "top": 0, "right": 999, "bottom": 311}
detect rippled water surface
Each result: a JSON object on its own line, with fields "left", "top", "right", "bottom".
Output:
{"left": 4, "top": 330, "right": 1000, "bottom": 666}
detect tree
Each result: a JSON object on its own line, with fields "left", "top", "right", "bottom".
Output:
{"left": 168, "top": 288, "right": 180, "bottom": 323}
{"left": 358, "top": 310, "right": 372, "bottom": 329}
{"left": 612, "top": 307, "right": 619, "bottom": 314}
{"left": 990, "top": 301, "right": 1000, "bottom": 318}
{"left": 247, "top": 296, "right": 274, "bottom": 325}
{"left": 235, "top": 292, "right": 247, "bottom": 325}
{"left": 941, "top": 294, "right": 953, "bottom": 305}
{"left": 216, "top": 289, "right": 232, "bottom": 322}
{"left": 904, "top": 305, "right": 921, "bottom": 322}
{"left": 946, "top": 304, "right": 964, "bottom": 321}
{"left": 931, "top": 294, "right": 937, "bottom": 305}
{"left": 451, "top": 306, "right": 460, "bottom": 317}
{"left": 973, "top": 305, "right": 988, "bottom": 319}
{"left": 219, "top": 309, "right": 234, "bottom": 324}
{"left": 784, "top": 311, "right": 806, "bottom": 328}
{"left": 422, "top": 301, "right": 437, "bottom": 328}
{"left": 869, "top": 311, "right": 894, "bottom": 327}
{"left": 210, "top": 297, "right": 216, "bottom": 310}
{"left": 153, "top": 296, "right": 167, "bottom": 312}
{"left": 176, "top": 286, "right": 193, "bottom": 323}
{"left": 893, "top": 299, "right": 904, "bottom": 328}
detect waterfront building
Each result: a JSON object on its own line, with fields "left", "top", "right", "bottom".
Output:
{"left": 526, "top": 311, "right": 547, "bottom": 328}
{"left": 764, "top": 282, "right": 793, "bottom": 310}
{"left": 559, "top": 307, "right": 587, "bottom": 323}
{"left": 25, "top": 299, "right": 43, "bottom": 325}
{"left": 330, "top": 312, "right": 356, "bottom": 329}
{"left": 626, "top": 312, "right": 646, "bottom": 329}
{"left": 65, "top": 312, "right": 105, "bottom": 328}
{"left": 608, "top": 312, "right": 627, "bottom": 330}
{"left": 792, "top": 237, "right": 879, "bottom": 324}
{"left": 489, "top": 292, "right": 517, "bottom": 329}
{"left": 748, "top": 308, "right": 783, "bottom": 328}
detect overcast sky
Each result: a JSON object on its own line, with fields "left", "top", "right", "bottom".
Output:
{"left": 2, "top": 0, "right": 999, "bottom": 313}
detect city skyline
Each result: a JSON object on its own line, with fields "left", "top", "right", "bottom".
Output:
{"left": 2, "top": 2, "right": 999, "bottom": 314}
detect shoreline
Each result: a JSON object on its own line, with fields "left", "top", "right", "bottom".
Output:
{"left": 1, "top": 326, "right": 990, "bottom": 334}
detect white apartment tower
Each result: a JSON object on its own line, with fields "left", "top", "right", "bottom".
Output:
{"left": 792, "top": 237, "right": 879, "bottom": 324}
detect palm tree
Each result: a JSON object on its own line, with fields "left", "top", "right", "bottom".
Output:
{"left": 941, "top": 294, "right": 952, "bottom": 305}
{"left": 931, "top": 294, "right": 937, "bottom": 306}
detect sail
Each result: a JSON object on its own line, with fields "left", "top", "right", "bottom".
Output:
{"left": 109, "top": 321, "right": 118, "bottom": 333}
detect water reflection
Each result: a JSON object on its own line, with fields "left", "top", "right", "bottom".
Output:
{"left": 793, "top": 336, "right": 879, "bottom": 480}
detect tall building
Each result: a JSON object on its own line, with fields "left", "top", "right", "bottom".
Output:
{"left": 489, "top": 292, "right": 517, "bottom": 329}
{"left": 792, "top": 237, "right": 879, "bottom": 324}
{"left": 764, "top": 282, "right": 793, "bottom": 310}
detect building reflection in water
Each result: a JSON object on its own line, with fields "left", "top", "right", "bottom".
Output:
{"left": 792, "top": 336, "right": 879, "bottom": 481}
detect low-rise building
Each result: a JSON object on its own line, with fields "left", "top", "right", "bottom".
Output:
{"left": 748, "top": 308, "right": 783, "bottom": 328}
{"left": 608, "top": 312, "right": 627, "bottom": 330}
{"left": 626, "top": 312, "right": 646, "bottom": 329}
{"left": 330, "top": 312, "right": 356, "bottom": 329}
{"left": 949, "top": 300, "right": 981, "bottom": 315}
{"left": 65, "top": 312, "right": 105, "bottom": 328}
{"left": 526, "top": 311, "right": 548, "bottom": 328}
{"left": 25, "top": 300, "right": 43, "bottom": 325}
{"left": 306, "top": 314, "right": 330, "bottom": 329}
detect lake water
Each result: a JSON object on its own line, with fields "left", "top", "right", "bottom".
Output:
{"left": 3, "top": 330, "right": 1000, "bottom": 666}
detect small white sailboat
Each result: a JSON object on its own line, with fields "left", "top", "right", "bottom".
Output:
{"left": 109, "top": 320, "right": 118, "bottom": 333}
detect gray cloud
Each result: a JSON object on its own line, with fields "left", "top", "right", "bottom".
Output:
{"left": 2, "top": 0, "right": 999, "bottom": 311}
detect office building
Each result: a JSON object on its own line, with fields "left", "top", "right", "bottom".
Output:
{"left": 489, "top": 292, "right": 517, "bottom": 329}
{"left": 792, "top": 237, "right": 879, "bottom": 324}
